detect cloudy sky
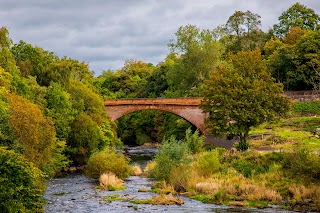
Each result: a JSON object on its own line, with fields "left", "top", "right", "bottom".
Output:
{"left": 1, "top": 0, "right": 319, "bottom": 76}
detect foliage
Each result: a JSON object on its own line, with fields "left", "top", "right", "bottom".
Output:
{"left": 0, "top": 27, "right": 20, "bottom": 75}
{"left": 0, "top": 87, "right": 11, "bottom": 144}
{"left": 193, "top": 150, "right": 221, "bottom": 177}
{"left": 7, "top": 92, "right": 56, "bottom": 168}
{"left": 85, "top": 148, "right": 132, "bottom": 179}
{"left": 201, "top": 49, "right": 290, "bottom": 150}
{"left": 230, "top": 152, "right": 271, "bottom": 178}
{"left": 225, "top": 10, "right": 265, "bottom": 52}
{"left": 45, "top": 82, "right": 75, "bottom": 140}
{"left": 68, "top": 113, "right": 104, "bottom": 165}
{"left": 151, "top": 136, "right": 191, "bottom": 181}
{"left": 168, "top": 25, "right": 224, "bottom": 96}
{"left": 0, "top": 147, "right": 45, "bottom": 213}
{"left": 273, "top": 2, "right": 320, "bottom": 38}
{"left": 184, "top": 128, "right": 204, "bottom": 154}
{"left": 42, "top": 140, "right": 70, "bottom": 177}
{"left": 282, "top": 147, "right": 320, "bottom": 180}
{"left": 295, "top": 30, "right": 320, "bottom": 91}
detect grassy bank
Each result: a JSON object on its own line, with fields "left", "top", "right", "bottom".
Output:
{"left": 145, "top": 105, "right": 320, "bottom": 211}
{"left": 249, "top": 100, "right": 320, "bottom": 150}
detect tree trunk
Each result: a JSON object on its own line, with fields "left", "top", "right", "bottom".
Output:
{"left": 236, "top": 132, "right": 249, "bottom": 151}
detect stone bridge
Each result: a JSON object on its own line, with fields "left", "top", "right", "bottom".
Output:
{"left": 104, "top": 98, "right": 208, "bottom": 133}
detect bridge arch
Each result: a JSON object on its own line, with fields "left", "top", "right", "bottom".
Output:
{"left": 104, "top": 98, "right": 208, "bottom": 134}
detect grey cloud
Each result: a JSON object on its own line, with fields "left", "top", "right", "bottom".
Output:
{"left": 0, "top": 0, "right": 319, "bottom": 75}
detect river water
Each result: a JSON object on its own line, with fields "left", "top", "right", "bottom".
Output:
{"left": 44, "top": 147, "right": 292, "bottom": 213}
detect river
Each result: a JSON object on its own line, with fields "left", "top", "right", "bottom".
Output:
{"left": 44, "top": 147, "right": 292, "bottom": 213}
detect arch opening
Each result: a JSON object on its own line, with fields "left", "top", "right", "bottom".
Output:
{"left": 115, "top": 109, "right": 198, "bottom": 147}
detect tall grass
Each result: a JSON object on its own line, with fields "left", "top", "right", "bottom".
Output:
{"left": 99, "top": 172, "right": 125, "bottom": 191}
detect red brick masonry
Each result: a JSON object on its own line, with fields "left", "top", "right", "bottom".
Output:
{"left": 104, "top": 98, "right": 208, "bottom": 133}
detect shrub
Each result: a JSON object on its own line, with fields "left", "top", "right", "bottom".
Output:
{"left": 282, "top": 148, "right": 320, "bottom": 180}
{"left": 99, "top": 172, "right": 125, "bottom": 191}
{"left": 230, "top": 151, "right": 270, "bottom": 177}
{"left": 85, "top": 148, "right": 132, "bottom": 179}
{"left": 0, "top": 147, "right": 45, "bottom": 213}
{"left": 184, "top": 128, "right": 204, "bottom": 154}
{"left": 151, "top": 136, "right": 191, "bottom": 181}
{"left": 168, "top": 163, "right": 198, "bottom": 192}
{"left": 193, "top": 150, "right": 221, "bottom": 177}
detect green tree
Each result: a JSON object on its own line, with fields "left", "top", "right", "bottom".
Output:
{"left": 168, "top": 25, "right": 224, "bottom": 96}
{"left": 295, "top": 30, "right": 320, "bottom": 91}
{"left": 0, "top": 27, "right": 19, "bottom": 74}
{"left": 11, "top": 40, "right": 57, "bottom": 86}
{"left": 266, "top": 29, "right": 319, "bottom": 90}
{"left": 0, "top": 87, "right": 11, "bottom": 145}
{"left": 68, "top": 113, "right": 103, "bottom": 165}
{"left": 0, "top": 147, "right": 45, "bottom": 213}
{"left": 273, "top": 2, "right": 320, "bottom": 38}
{"left": 45, "top": 82, "right": 75, "bottom": 140}
{"left": 201, "top": 50, "right": 290, "bottom": 150}
{"left": 225, "top": 10, "right": 263, "bottom": 52}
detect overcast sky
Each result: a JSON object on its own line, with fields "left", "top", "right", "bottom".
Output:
{"left": 1, "top": 0, "right": 319, "bottom": 76}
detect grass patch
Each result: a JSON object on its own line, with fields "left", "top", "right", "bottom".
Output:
{"left": 138, "top": 188, "right": 151, "bottom": 192}
{"left": 52, "top": 192, "right": 69, "bottom": 196}
{"left": 248, "top": 200, "right": 269, "bottom": 208}
{"left": 102, "top": 194, "right": 126, "bottom": 203}
{"left": 131, "top": 194, "right": 184, "bottom": 205}
{"left": 249, "top": 116, "right": 320, "bottom": 150}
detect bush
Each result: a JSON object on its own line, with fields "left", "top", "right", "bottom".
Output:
{"left": 169, "top": 164, "right": 200, "bottom": 192}
{"left": 151, "top": 136, "right": 191, "bottom": 181}
{"left": 85, "top": 148, "right": 132, "bottom": 179}
{"left": 283, "top": 148, "right": 320, "bottom": 180}
{"left": 0, "top": 147, "right": 45, "bottom": 213}
{"left": 193, "top": 150, "right": 221, "bottom": 177}
{"left": 184, "top": 128, "right": 204, "bottom": 154}
{"left": 230, "top": 151, "right": 271, "bottom": 178}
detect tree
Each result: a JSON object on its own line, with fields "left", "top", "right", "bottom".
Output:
{"left": 273, "top": 2, "right": 320, "bottom": 38}
{"left": 168, "top": 25, "right": 224, "bottom": 96}
{"left": 265, "top": 29, "right": 320, "bottom": 91}
{"left": 68, "top": 113, "right": 103, "bottom": 165}
{"left": 7, "top": 92, "right": 56, "bottom": 168}
{"left": 225, "top": 10, "right": 263, "bottom": 52}
{"left": 0, "top": 27, "right": 19, "bottom": 74}
{"left": 295, "top": 30, "right": 320, "bottom": 91}
{"left": 201, "top": 49, "right": 290, "bottom": 150}
{"left": 0, "top": 87, "right": 11, "bottom": 145}
{"left": 45, "top": 82, "right": 75, "bottom": 140}
{"left": 0, "top": 147, "right": 45, "bottom": 212}
{"left": 283, "top": 27, "right": 306, "bottom": 45}
{"left": 11, "top": 40, "right": 57, "bottom": 86}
